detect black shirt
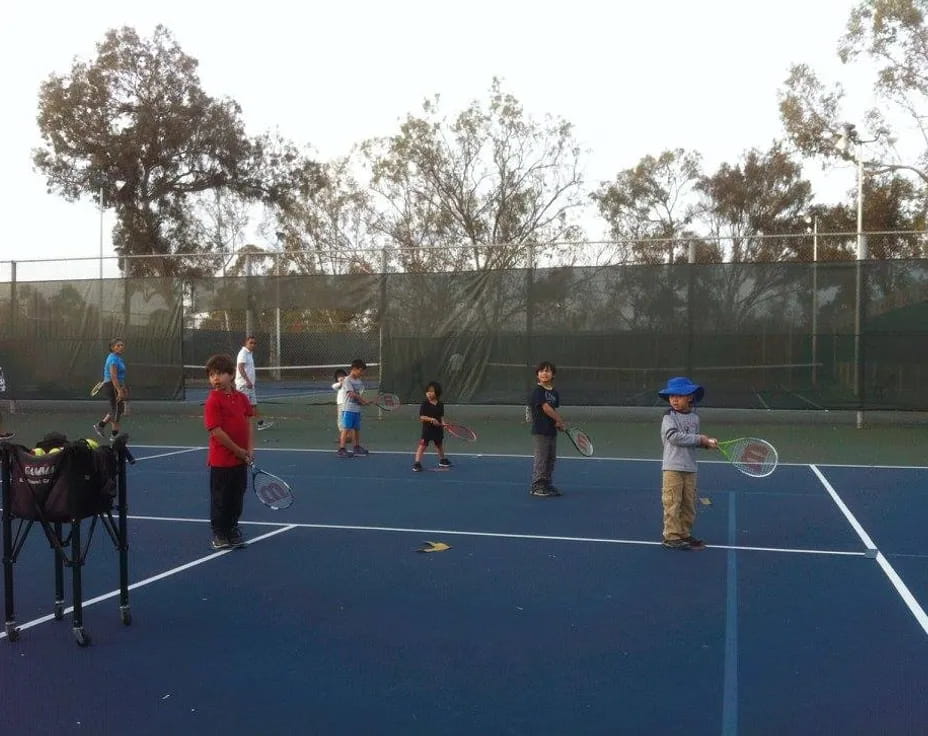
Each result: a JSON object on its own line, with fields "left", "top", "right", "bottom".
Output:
{"left": 419, "top": 400, "right": 445, "bottom": 442}
{"left": 529, "top": 385, "right": 559, "bottom": 436}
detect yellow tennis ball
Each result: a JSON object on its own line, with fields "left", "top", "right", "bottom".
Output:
{"left": 48, "top": 447, "right": 62, "bottom": 454}
{"left": 85, "top": 438, "right": 99, "bottom": 450}
{"left": 32, "top": 448, "right": 46, "bottom": 456}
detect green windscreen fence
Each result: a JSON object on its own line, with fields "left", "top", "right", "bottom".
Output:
{"left": 2, "top": 260, "right": 926, "bottom": 410}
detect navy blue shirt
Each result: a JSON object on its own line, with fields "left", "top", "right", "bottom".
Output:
{"left": 529, "top": 385, "right": 559, "bottom": 436}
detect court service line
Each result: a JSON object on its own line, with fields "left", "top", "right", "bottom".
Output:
{"left": 810, "top": 464, "right": 928, "bottom": 637}
{"left": 0, "top": 525, "right": 297, "bottom": 640}
{"left": 126, "top": 515, "right": 867, "bottom": 557}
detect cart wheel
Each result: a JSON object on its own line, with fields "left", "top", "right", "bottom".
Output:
{"left": 73, "top": 627, "right": 91, "bottom": 647}
{"left": 54, "top": 602, "right": 64, "bottom": 620}
{"left": 5, "top": 622, "right": 20, "bottom": 642}
{"left": 120, "top": 607, "right": 132, "bottom": 626}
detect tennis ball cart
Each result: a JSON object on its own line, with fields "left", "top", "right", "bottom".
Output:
{"left": 1, "top": 434, "right": 134, "bottom": 646}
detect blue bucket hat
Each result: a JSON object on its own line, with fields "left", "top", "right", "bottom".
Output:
{"left": 657, "top": 376, "right": 704, "bottom": 403}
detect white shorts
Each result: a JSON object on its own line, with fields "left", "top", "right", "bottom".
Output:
{"left": 336, "top": 404, "right": 346, "bottom": 431}
{"left": 238, "top": 386, "right": 258, "bottom": 406}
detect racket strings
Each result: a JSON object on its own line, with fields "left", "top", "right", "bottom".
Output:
{"left": 726, "top": 439, "right": 777, "bottom": 476}
{"left": 254, "top": 475, "right": 290, "bottom": 504}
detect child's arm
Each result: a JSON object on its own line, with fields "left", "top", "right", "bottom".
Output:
{"left": 420, "top": 414, "right": 441, "bottom": 425}
{"left": 700, "top": 435, "right": 718, "bottom": 449}
{"left": 237, "top": 361, "right": 252, "bottom": 388}
{"left": 347, "top": 389, "right": 370, "bottom": 405}
{"left": 209, "top": 427, "right": 252, "bottom": 463}
{"left": 541, "top": 402, "right": 566, "bottom": 430}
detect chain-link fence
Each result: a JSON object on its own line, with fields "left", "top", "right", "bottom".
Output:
{"left": 2, "top": 236, "right": 927, "bottom": 410}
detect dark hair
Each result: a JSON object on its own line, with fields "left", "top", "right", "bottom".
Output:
{"left": 109, "top": 337, "right": 125, "bottom": 351}
{"left": 426, "top": 381, "right": 443, "bottom": 398}
{"left": 350, "top": 358, "right": 367, "bottom": 370}
{"left": 205, "top": 354, "right": 235, "bottom": 375}
{"left": 334, "top": 368, "right": 348, "bottom": 380}
{"left": 535, "top": 361, "right": 556, "bottom": 376}
{"left": 244, "top": 335, "right": 257, "bottom": 343}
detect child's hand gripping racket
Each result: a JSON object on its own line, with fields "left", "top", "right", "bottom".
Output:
{"left": 717, "top": 437, "right": 778, "bottom": 477}
{"left": 443, "top": 422, "right": 477, "bottom": 442}
{"left": 250, "top": 462, "right": 294, "bottom": 510}
{"left": 562, "top": 426, "right": 594, "bottom": 457}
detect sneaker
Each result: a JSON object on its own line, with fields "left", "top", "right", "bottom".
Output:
{"left": 662, "top": 538, "right": 692, "bottom": 550}
{"left": 547, "top": 485, "right": 563, "bottom": 496}
{"left": 412, "top": 462, "right": 423, "bottom": 472}
{"left": 336, "top": 447, "right": 354, "bottom": 458}
{"left": 684, "top": 536, "right": 706, "bottom": 550}
{"left": 228, "top": 526, "right": 247, "bottom": 548}
{"left": 92, "top": 423, "right": 106, "bottom": 439}
{"left": 211, "top": 534, "right": 232, "bottom": 550}
{"left": 257, "top": 420, "right": 275, "bottom": 431}
{"left": 352, "top": 445, "right": 369, "bottom": 456}
{"left": 438, "top": 458, "right": 452, "bottom": 467}
{"left": 0, "top": 431, "right": 14, "bottom": 441}
{"left": 530, "top": 486, "right": 559, "bottom": 497}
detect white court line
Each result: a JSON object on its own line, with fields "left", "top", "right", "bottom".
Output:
{"left": 810, "top": 464, "right": 928, "bottom": 636}
{"left": 125, "top": 515, "right": 865, "bottom": 557}
{"left": 0, "top": 525, "right": 297, "bottom": 640}
{"left": 133, "top": 447, "right": 204, "bottom": 461}
{"left": 129, "top": 443, "right": 928, "bottom": 470}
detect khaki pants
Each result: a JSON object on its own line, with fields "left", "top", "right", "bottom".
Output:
{"left": 662, "top": 470, "right": 697, "bottom": 541}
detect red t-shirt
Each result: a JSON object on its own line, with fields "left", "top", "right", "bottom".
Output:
{"left": 204, "top": 389, "right": 254, "bottom": 467}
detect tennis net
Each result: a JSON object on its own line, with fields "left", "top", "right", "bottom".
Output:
{"left": 182, "top": 362, "right": 381, "bottom": 403}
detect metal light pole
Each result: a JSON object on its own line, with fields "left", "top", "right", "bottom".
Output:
{"left": 805, "top": 215, "right": 818, "bottom": 387}
{"left": 836, "top": 124, "right": 867, "bottom": 428}
{"left": 854, "top": 141, "right": 866, "bottom": 429}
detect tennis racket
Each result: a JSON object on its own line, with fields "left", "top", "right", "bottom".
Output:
{"left": 717, "top": 437, "right": 778, "bottom": 478}
{"left": 372, "top": 392, "right": 401, "bottom": 411}
{"left": 250, "top": 463, "right": 294, "bottom": 510}
{"left": 90, "top": 380, "right": 104, "bottom": 396}
{"left": 563, "top": 426, "right": 594, "bottom": 457}
{"left": 443, "top": 422, "right": 477, "bottom": 442}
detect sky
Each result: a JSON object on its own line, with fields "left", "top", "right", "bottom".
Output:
{"left": 1, "top": 0, "right": 878, "bottom": 281}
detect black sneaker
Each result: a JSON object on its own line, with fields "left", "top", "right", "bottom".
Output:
{"left": 211, "top": 534, "right": 232, "bottom": 550}
{"left": 257, "top": 420, "right": 275, "bottom": 431}
{"left": 353, "top": 445, "right": 369, "bottom": 456}
{"left": 412, "top": 462, "right": 423, "bottom": 472}
{"left": 662, "top": 539, "right": 692, "bottom": 550}
{"left": 547, "top": 485, "right": 563, "bottom": 496}
{"left": 438, "top": 458, "right": 452, "bottom": 467}
{"left": 336, "top": 447, "right": 354, "bottom": 458}
{"left": 228, "top": 526, "right": 247, "bottom": 548}
{"left": 684, "top": 536, "right": 706, "bottom": 550}
{"left": 530, "top": 486, "right": 559, "bottom": 497}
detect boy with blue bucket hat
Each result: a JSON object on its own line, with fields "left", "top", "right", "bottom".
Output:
{"left": 657, "top": 377, "right": 718, "bottom": 550}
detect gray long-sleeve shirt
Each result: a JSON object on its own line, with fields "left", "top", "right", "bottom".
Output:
{"left": 660, "top": 409, "right": 703, "bottom": 472}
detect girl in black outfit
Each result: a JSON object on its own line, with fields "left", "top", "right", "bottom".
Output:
{"left": 412, "top": 381, "right": 452, "bottom": 472}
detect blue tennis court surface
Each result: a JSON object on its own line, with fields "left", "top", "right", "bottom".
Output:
{"left": 2, "top": 447, "right": 927, "bottom": 735}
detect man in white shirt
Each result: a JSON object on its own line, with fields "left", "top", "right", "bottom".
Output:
{"left": 235, "top": 335, "right": 273, "bottom": 431}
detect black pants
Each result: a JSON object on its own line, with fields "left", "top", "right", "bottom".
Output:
{"left": 210, "top": 465, "right": 247, "bottom": 534}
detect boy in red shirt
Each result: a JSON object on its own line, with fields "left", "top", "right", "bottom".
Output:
{"left": 204, "top": 354, "right": 254, "bottom": 550}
